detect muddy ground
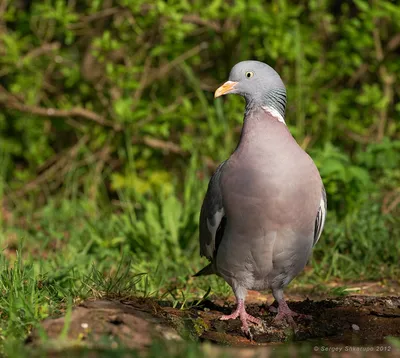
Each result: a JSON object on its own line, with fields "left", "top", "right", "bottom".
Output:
{"left": 27, "top": 283, "right": 400, "bottom": 357}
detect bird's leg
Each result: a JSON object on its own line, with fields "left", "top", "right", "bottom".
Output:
{"left": 272, "top": 289, "right": 311, "bottom": 328}
{"left": 220, "top": 298, "right": 262, "bottom": 337}
{"left": 274, "top": 299, "right": 312, "bottom": 329}
{"left": 268, "top": 299, "right": 278, "bottom": 313}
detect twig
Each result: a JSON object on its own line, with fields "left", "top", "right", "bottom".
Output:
{"left": 203, "top": 157, "right": 218, "bottom": 171}
{"left": 0, "top": 84, "right": 122, "bottom": 131}
{"left": 373, "top": 26, "right": 384, "bottom": 62}
{"left": 129, "top": 43, "right": 208, "bottom": 116}
{"left": 132, "top": 135, "right": 218, "bottom": 170}
{"left": 131, "top": 55, "right": 152, "bottom": 111}
{"left": 143, "top": 42, "right": 208, "bottom": 87}
{"left": 382, "top": 190, "right": 400, "bottom": 215}
{"left": 0, "top": 0, "right": 8, "bottom": 32}
{"left": 343, "top": 131, "right": 371, "bottom": 144}
{"left": 88, "top": 145, "right": 111, "bottom": 201}
{"left": 19, "top": 42, "right": 61, "bottom": 64}
{"left": 8, "top": 136, "right": 114, "bottom": 200}
{"left": 133, "top": 136, "right": 187, "bottom": 155}
{"left": 10, "top": 135, "right": 89, "bottom": 198}
{"left": 0, "top": 199, "right": 13, "bottom": 224}
{"left": 68, "top": 7, "right": 121, "bottom": 29}
{"left": 82, "top": 6, "right": 120, "bottom": 22}
{"left": 300, "top": 135, "right": 312, "bottom": 150}
{"left": 182, "top": 14, "right": 221, "bottom": 32}
{"left": 373, "top": 24, "right": 395, "bottom": 141}
{"left": 348, "top": 63, "right": 368, "bottom": 87}
{"left": 387, "top": 33, "right": 400, "bottom": 52}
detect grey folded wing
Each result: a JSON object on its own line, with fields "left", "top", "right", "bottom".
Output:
{"left": 313, "top": 185, "right": 327, "bottom": 247}
{"left": 199, "top": 161, "right": 227, "bottom": 260}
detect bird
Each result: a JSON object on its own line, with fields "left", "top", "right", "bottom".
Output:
{"left": 195, "top": 60, "right": 327, "bottom": 338}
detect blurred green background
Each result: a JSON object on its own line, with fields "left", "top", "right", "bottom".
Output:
{"left": 0, "top": 0, "right": 399, "bottom": 353}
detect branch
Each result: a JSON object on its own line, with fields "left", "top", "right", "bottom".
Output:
{"left": 9, "top": 135, "right": 90, "bottom": 198}
{"left": 182, "top": 14, "right": 221, "bottom": 32}
{"left": 373, "top": 24, "right": 395, "bottom": 141}
{"left": 0, "top": 0, "right": 8, "bottom": 32}
{"left": 131, "top": 55, "right": 152, "bottom": 111}
{"left": 382, "top": 190, "right": 400, "bottom": 215}
{"left": 373, "top": 26, "right": 384, "bottom": 62}
{"left": 143, "top": 42, "right": 208, "bottom": 87}
{"left": 387, "top": 33, "right": 400, "bottom": 52}
{"left": 348, "top": 63, "right": 368, "bottom": 87}
{"left": 0, "top": 84, "right": 122, "bottom": 131}
{"left": 133, "top": 136, "right": 188, "bottom": 155}
{"left": 68, "top": 7, "right": 121, "bottom": 29}
{"left": 129, "top": 42, "right": 208, "bottom": 114}
{"left": 132, "top": 135, "right": 218, "bottom": 170}
{"left": 19, "top": 42, "right": 61, "bottom": 64}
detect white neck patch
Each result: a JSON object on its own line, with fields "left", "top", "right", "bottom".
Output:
{"left": 261, "top": 106, "right": 285, "bottom": 124}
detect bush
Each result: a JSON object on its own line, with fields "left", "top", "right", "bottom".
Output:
{"left": 0, "top": 0, "right": 399, "bottom": 274}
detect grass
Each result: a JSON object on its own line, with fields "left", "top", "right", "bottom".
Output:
{"left": 0, "top": 159, "right": 399, "bottom": 357}
{"left": 1, "top": 1, "right": 400, "bottom": 355}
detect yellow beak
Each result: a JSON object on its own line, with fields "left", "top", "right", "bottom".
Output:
{"left": 214, "top": 81, "right": 238, "bottom": 98}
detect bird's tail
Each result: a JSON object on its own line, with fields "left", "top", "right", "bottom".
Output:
{"left": 193, "top": 264, "right": 214, "bottom": 277}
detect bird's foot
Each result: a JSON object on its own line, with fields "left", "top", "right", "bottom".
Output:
{"left": 268, "top": 300, "right": 278, "bottom": 313}
{"left": 220, "top": 308, "right": 240, "bottom": 321}
{"left": 220, "top": 299, "right": 262, "bottom": 339}
{"left": 274, "top": 299, "right": 311, "bottom": 329}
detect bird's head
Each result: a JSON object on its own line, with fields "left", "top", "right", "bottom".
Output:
{"left": 215, "top": 60, "right": 287, "bottom": 118}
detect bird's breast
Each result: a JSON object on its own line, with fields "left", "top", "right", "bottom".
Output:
{"left": 221, "top": 148, "right": 321, "bottom": 235}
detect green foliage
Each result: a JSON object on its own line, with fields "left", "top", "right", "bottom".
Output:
{"left": 0, "top": 253, "right": 47, "bottom": 341}
{"left": 1, "top": 0, "right": 399, "bottom": 201}
{"left": 0, "top": 0, "right": 400, "bottom": 354}
{"left": 312, "top": 143, "right": 372, "bottom": 215}
{"left": 312, "top": 197, "right": 400, "bottom": 280}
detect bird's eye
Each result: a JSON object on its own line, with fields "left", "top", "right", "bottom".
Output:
{"left": 245, "top": 71, "right": 254, "bottom": 78}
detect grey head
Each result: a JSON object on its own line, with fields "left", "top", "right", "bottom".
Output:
{"left": 215, "top": 60, "right": 287, "bottom": 118}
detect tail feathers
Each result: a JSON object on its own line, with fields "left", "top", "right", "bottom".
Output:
{"left": 193, "top": 264, "right": 214, "bottom": 277}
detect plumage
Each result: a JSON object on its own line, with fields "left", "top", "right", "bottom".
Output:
{"left": 313, "top": 187, "right": 327, "bottom": 247}
{"left": 195, "top": 60, "right": 327, "bottom": 337}
{"left": 199, "top": 161, "right": 226, "bottom": 261}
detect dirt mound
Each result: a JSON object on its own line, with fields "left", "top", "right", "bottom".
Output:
{"left": 27, "top": 295, "right": 400, "bottom": 356}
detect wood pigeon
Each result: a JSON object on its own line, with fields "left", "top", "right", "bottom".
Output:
{"left": 195, "top": 60, "right": 327, "bottom": 338}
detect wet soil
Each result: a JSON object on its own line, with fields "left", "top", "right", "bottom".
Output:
{"left": 27, "top": 292, "right": 400, "bottom": 356}
{"left": 195, "top": 295, "right": 400, "bottom": 345}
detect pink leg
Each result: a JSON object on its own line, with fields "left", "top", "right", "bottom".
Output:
{"left": 274, "top": 299, "right": 311, "bottom": 328}
{"left": 268, "top": 300, "right": 278, "bottom": 313}
{"left": 220, "top": 299, "right": 262, "bottom": 336}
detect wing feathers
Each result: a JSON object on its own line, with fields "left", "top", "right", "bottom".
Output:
{"left": 313, "top": 185, "right": 327, "bottom": 246}
{"left": 199, "top": 161, "right": 226, "bottom": 260}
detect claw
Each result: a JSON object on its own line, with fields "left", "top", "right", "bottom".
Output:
{"left": 274, "top": 299, "right": 312, "bottom": 329}
{"left": 219, "top": 299, "right": 262, "bottom": 339}
{"left": 220, "top": 309, "right": 239, "bottom": 321}
{"left": 269, "top": 305, "right": 278, "bottom": 313}
{"left": 242, "top": 325, "right": 254, "bottom": 340}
